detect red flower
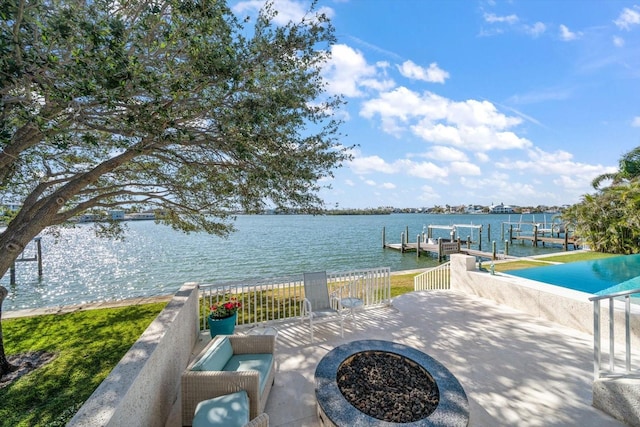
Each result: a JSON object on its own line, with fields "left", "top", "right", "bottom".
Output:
{"left": 209, "top": 298, "right": 241, "bottom": 318}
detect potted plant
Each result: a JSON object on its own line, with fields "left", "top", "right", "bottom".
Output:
{"left": 207, "top": 297, "right": 241, "bottom": 337}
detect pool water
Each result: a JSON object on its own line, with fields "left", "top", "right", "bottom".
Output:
{"left": 508, "top": 254, "right": 640, "bottom": 295}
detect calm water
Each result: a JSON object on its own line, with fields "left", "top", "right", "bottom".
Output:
{"left": 508, "top": 254, "right": 640, "bottom": 295}
{"left": 1, "top": 213, "right": 564, "bottom": 311}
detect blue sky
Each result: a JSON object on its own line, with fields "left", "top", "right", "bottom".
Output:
{"left": 232, "top": 0, "right": 640, "bottom": 209}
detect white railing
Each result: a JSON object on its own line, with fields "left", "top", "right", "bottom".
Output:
{"left": 198, "top": 267, "right": 391, "bottom": 331}
{"left": 413, "top": 262, "right": 451, "bottom": 291}
{"left": 589, "top": 288, "right": 640, "bottom": 380}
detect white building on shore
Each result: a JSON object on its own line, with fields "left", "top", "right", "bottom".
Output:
{"left": 489, "top": 203, "right": 515, "bottom": 214}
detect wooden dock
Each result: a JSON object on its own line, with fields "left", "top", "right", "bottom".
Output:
{"left": 384, "top": 241, "right": 518, "bottom": 261}
{"left": 510, "top": 234, "right": 580, "bottom": 250}
{"left": 502, "top": 219, "right": 580, "bottom": 251}
{"left": 381, "top": 221, "right": 579, "bottom": 262}
{"left": 383, "top": 240, "right": 458, "bottom": 261}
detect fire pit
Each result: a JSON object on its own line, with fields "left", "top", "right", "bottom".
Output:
{"left": 315, "top": 340, "right": 469, "bottom": 426}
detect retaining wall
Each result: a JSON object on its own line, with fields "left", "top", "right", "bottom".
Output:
{"left": 67, "top": 282, "right": 200, "bottom": 427}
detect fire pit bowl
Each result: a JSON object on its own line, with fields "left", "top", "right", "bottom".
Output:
{"left": 315, "top": 340, "right": 469, "bottom": 427}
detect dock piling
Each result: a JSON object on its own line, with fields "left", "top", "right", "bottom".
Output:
{"left": 382, "top": 227, "right": 386, "bottom": 248}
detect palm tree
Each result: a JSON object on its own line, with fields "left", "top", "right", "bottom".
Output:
{"left": 592, "top": 146, "right": 640, "bottom": 189}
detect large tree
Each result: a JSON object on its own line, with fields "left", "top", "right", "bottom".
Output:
{"left": 563, "top": 146, "right": 640, "bottom": 254}
{"left": 0, "top": 0, "right": 349, "bottom": 377}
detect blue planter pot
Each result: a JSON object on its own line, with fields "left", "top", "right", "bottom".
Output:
{"left": 207, "top": 312, "right": 237, "bottom": 338}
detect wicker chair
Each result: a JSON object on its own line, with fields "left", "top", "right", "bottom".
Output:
{"left": 181, "top": 335, "right": 276, "bottom": 426}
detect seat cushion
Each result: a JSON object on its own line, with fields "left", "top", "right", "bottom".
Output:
{"left": 191, "top": 337, "right": 234, "bottom": 372}
{"left": 311, "top": 308, "right": 341, "bottom": 319}
{"left": 192, "top": 390, "right": 249, "bottom": 427}
{"left": 223, "top": 353, "right": 273, "bottom": 393}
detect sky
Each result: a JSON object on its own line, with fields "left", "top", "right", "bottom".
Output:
{"left": 230, "top": 0, "right": 640, "bottom": 209}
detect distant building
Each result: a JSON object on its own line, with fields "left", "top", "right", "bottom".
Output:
{"left": 465, "top": 204, "right": 485, "bottom": 214}
{"left": 109, "top": 210, "right": 125, "bottom": 220}
{"left": 125, "top": 212, "right": 156, "bottom": 220}
{"left": 78, "top": 213, "right": 99, "bottom": 222}
{"left": 489, "top": 203, "right": 515, "bottom": 214}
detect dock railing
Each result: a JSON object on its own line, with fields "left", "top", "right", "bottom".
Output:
{"left": 198, "top": 267, "right": 391, "bottom": 331}
{"left": 589, "top": 288, "right": 640, "bottom": 380}
{"left": 413, "top": 262, "right": 451, "bottom": 291}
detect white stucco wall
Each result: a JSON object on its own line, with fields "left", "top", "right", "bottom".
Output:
{"left": 449, "top": 254, "right": 640, "bottom": 345}
{"left": 67, "top": 282, "right": 200, "bottom": 427}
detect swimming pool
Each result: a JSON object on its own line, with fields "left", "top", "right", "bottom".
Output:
{"left": 507, "top": 254, "right": 640, "bottom": 295}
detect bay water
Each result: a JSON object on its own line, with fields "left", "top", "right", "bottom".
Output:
{"left": 1, "top": 213, "right": 564, "bottom": 311}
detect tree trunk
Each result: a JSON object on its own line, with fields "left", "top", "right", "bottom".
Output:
{"left": 0, "top": 286, "right": 17, "bottom": 378}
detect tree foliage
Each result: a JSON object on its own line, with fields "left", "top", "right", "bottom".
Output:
{"left": 562, "top": 146, "right": 640, "bottom": 254}
{"left": 0, "top": 0, "right": 349, "bottom": 376}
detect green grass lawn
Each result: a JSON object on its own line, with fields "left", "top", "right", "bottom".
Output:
{"left": 1, "top": 302, "right": 166, "bottom": 427}
{"left": 495, "top": 251, "right": 621, "bottom": 272}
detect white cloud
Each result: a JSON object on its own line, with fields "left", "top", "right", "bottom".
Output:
{"left": 420, "top": 184, "right": 436, "bottom": 193}
{"left": 525, "top": 22, "right": 546, "bottom": 37}
{"left": 381, "top": 182, "right": 396, "bottom": 189}
{"left": 401, "top": 160, "right": 449, "bottom": 180}
{"left": 350, "top": 154, "right": 449, "bottom": 180}
{"left": 397, "top": 61, "right": 450, "bottom": 84}
{"left": 323, "top": 44, "right": 394, "bottom": 97}
{"left": 554, "top": 175, "right": 585, "bottom": 190}
{"left": 233, "top": 0, "right": 334, "bottom": 25}
{"left": 351, "top": 154, "right": 397, "bottom": 174}
{"left": 613, "top": 36, "right": 625, "bottom": 47}
{"left": 559, "top": 24, "right": 580, "bottom": 41}
{"left": 450, "top": 161, "right": 482, "bottom": 175}
{"left": 632, "top": 117, "right": 640, "bottom": 127}
{"left": 323, "top": 44, "right": 376, "bottom": 97}
{"left": 361, "top": 87, "right": 530, "bottom": 151}
{"left": 484, "top": 13, "right": 519, "bottom": 25}
{"left": 475, "top": 152, "right": 490, "bottom": 163}
{"left": 494, "top": 148, "right": 617, "bottom": 181}
{"left": 615, "top": 6, "right": 640, "bottom": 30}
{"left": 425, "top": 146, "right": 468, "bottom": 162}
{"left": 417, "top": 185, "right": 441, "bottom": 203}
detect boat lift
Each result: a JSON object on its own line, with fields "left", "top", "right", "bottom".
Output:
{"left": 9, "top": 237, "right": 43, "bottom": 285}
{"left": 423, "top": 223, "right": 484, "bottom": 250}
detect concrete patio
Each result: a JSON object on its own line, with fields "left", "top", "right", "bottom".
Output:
{"left": 167, "top": 289, "right": 627, "bottom": 427}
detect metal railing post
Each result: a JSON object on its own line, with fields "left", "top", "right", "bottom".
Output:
{"left": 626, "top": 296, "right": 631, "bottom": 374}
{"left": 589, "top": 287, "right": 640, "bottom": 379}
{"left": 593, "top": 299, "right": 600, "bottom": 380}
{"left": 609, "top": 298, "right": 615, "bottom": 374}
